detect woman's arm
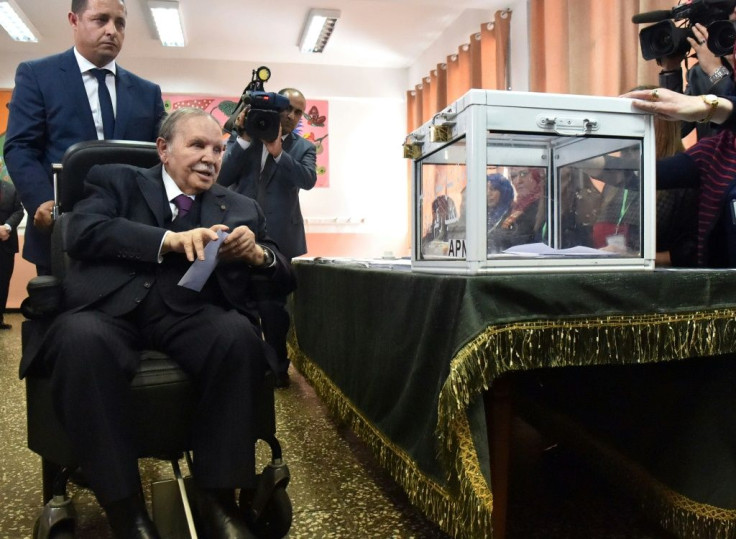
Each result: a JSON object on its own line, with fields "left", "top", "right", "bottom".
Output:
{"left": 621, "top": 87, "right": 734, "bottom": 125}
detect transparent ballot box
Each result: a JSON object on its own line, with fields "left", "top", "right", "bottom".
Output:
{"left": 408, "top": 89, "right": 656, "bottom": 273}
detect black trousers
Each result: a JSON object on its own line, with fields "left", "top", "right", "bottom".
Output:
{"left": 43, "top": 291, "right": 267, "bottom": 506}
{"left": 0, "top": 249, "right": 14, "bottom": 322}
{"left": 257, "top": 294, "right": 290, "bottom": 376}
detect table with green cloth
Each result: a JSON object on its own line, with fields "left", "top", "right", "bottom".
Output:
{"left": 288, "top": 260, "right": 736, "bottom": 538}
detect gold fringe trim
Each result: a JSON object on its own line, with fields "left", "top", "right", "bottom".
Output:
{"left": 288, "top": 330, "right": 468, "bottom": 537}
{"left": 438, "top": 309, "right": 736, "bottom": 539}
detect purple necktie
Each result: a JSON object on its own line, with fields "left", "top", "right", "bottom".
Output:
{"left": 172, "top": 194, "right": 193, "bottom": 219}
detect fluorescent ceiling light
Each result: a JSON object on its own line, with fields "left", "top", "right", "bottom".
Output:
{"left": 0, "top": 0, "right": 39, "bottom": 42}
{"left": 148, "top": 0, "right": 185, "bottom": 47}
{"left": 298, "top": 8, "right": 340, "bottom": 53}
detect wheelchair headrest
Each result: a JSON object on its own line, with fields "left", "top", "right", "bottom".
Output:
{"left": 58, "top": 140, "right": 161, "bottom": 213}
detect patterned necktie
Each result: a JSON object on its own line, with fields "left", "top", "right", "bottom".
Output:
{"left": 90, "top": 68, "right": 115, "bottom": 139}
{"left": 172, "top": 194, "right": 193, "bottom": 219}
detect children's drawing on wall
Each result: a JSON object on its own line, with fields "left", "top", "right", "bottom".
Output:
{"left": 0, "top": 90, "right": 13, "bottom": 186}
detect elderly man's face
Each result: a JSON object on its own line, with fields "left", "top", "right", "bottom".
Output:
{"left": 158, "top": 115, "right": 224, "bottom": 195}
{"left": 69, "top": 0, "right": 126, "bottom": 67}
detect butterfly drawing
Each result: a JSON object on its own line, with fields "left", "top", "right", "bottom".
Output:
{"left": 306, "top": 105, "right": 326, "bottom": 127}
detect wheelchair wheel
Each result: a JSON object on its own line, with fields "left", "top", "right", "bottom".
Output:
{"left": 248, "top": 487, "right": 292, "bottom": 539}
{"left": 33, "top": 516, "right": 75, "bottom": 539}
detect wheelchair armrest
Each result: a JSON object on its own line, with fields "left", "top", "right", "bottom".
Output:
{"left": 21, "top": 275, "right": 63, "bottom": 320}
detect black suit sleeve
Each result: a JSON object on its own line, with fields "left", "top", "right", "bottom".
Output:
{"left": 5, "top": 188, "right": 25, "bottom": 229}
{"left": 278, "top": 139, "right": 317, "bottom": 191}
{"left": 65, "top": 166, "right": 168, "bottom": 263}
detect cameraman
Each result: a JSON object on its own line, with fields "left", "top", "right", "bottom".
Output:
{"left": 658, "top": 11, "right": 736, "bottom": 140}
{"left": 218, "top": 88, "right": 317, "bottom": 388}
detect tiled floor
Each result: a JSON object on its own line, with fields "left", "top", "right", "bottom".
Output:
{"left": 0, "top": 312, "right": 449, "bottom": 539}
{"left": 1, "top": 311, "right": 674, "bottom": 538}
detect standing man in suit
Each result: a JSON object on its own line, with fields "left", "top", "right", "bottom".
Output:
{"left": 218, "top": 88, "right": 317, "bottom": 387}
{"left": 0, "top": 179, "right": 24, "bottom": 330}
{"left": 25, "top": 108, "right": 293, "bottom": 538}
{"left": 3, "top": 0, "right": 165, "bottom": 275}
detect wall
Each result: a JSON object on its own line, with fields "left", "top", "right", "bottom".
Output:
{"left": 2, "top": 6, "right": 532, "bottom": 307}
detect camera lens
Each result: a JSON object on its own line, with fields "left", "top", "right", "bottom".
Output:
{"left": 707, "top": 20, "right": 736, "bottom": 56}
{"left": 639, "top": 21, "right": 691, "bottom": 60}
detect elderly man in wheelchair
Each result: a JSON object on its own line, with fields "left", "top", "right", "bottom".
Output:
{"left": 20, "top": 107, "right": 294, "bottom": 539}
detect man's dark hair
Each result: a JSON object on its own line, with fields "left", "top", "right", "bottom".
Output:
{"left": 158, "top": 108, "right": 220, "bottom": 142}
{"left": 71, "top": 0, "right": 125, "bottom": 14}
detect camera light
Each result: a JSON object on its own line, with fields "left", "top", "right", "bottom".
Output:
{"left": 0, "top": 0, "right": 39, "bottom": 42}
{"left": 255, "top": 66, "right": 271, "bottom": 83}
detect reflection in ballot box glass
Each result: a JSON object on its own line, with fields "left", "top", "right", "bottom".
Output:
{"left": 411, "top": 90, "right": 655, "bottom": 274}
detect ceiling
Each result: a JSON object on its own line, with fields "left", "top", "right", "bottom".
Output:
{"left": 0, "top": 0, "right": 502, "bottom": 70}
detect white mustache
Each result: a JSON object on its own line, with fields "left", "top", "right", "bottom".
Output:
{"left": 193, "top": 165, "right": 215, "bottom": 175}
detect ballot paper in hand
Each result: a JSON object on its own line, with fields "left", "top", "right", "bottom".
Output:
{"left": 178, "top": 229, "right": 229, "bottom": 291}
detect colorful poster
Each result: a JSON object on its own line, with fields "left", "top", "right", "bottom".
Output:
{"left": 163, "top": 94, "right": 329, "bottom": 187}
{"left": 0, "top": 90, "right": 13, "bottom": 185}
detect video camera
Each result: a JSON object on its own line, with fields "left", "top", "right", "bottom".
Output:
{"left": 224, "top": 66, "right": 291, "bottom": 142}
{"left": 632, "top": 0, "right": 736, "bottom": 60}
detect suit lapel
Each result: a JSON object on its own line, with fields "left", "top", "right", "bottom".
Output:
{"left": 261, "top": 140, "right": 280, "bottom": 187}
{"left": 137, "top": 164, "right": 167, "bottom": 227}
{"left": 60, "top": 49, "right": 97, "bottom": 139}
{"left": 282, "top": 132, "right": 294, "bottom": 152}
{"left": 200, "top": 188, "right": 229, "bottom": 226}
{"left": 113, "top": 67, "right": 132, "bottom": 138}
{"left": 136, "top": 166, "right": 229, "bottom": 228}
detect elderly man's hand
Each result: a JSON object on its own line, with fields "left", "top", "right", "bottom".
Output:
{"left": 162, "top": 225, "right": 225, "bottom": 261}
{"left": 33, "top": 200, "right": 55, "bottom": 233}
{"left": 218, "top": 225, "right": 264, "bottom": 265}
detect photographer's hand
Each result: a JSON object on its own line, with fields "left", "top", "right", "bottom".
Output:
{"left": 235, "top": 107, "right": 252, "bottom": 142}
{"left": 688, "top": 23, "right": 721, "bottom": 76}
{"left": 263, "top": 124, "right": 283, "bottom": 158}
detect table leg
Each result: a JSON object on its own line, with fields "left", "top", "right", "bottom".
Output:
{"left": 485, "top": 376, "right": 512, "bottom": 539}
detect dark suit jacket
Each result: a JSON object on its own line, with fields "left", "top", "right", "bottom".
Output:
{"left": 217, "top": 132, "right": 317, "bottom": 259}
{"left": 3, "top": 48, "right": 165, "bottom": 268}
{"left": 0, "top": 180, "right": 24, "bottom": 254}
{"left": 19, "top": 163, "right": 293, "bottom": 378}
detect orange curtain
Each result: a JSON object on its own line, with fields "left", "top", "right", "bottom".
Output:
{"left": 529, "top": 0, "right": 674, "bottom": 96}
{"left": 407, "top": 9, "right": 512, "bottom": 130}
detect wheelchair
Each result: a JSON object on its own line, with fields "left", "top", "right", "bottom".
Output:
{"left": 21, "top": 140, "right": 292, "bottom": 538}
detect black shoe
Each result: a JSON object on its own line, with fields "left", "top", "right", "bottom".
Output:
{"left": 192, "top": 487, "right": 256, "bottom": 539}
{"left": 0, "top": 323, "right": 11, "bottom": 330}
{"left": 103, "top": 494, "right": 161, "bottom": 539}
